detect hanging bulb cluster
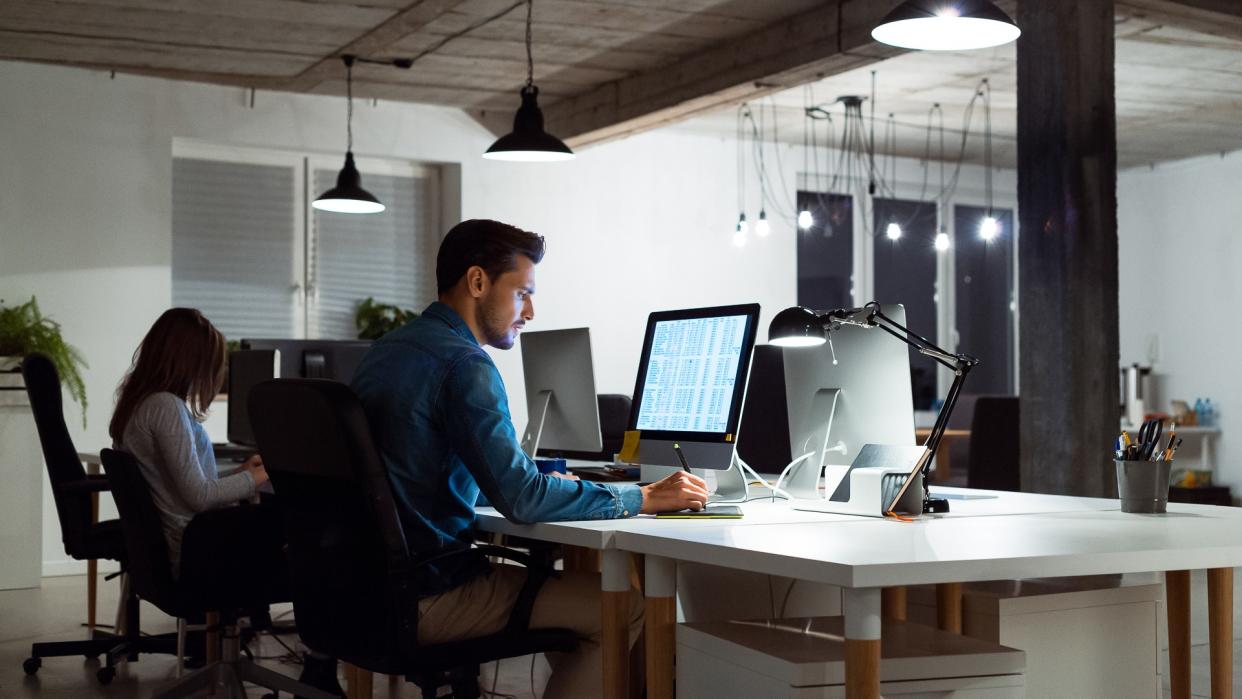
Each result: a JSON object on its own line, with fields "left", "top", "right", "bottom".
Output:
{"left": 733, "top": 212, "right": 748, "bottom": 247}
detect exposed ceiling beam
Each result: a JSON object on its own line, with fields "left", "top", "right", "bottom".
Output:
{"left": 1118, "top": 0, "right": 1242, "bottom": 42}
{"left": 468, "top": 0, "right": 918, "bottom": 149}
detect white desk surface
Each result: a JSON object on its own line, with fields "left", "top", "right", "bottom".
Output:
{"left": 477, "top": 488, "right": 1242, "bottom": 589}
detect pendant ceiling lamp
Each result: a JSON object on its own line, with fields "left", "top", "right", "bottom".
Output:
{"left": 483, "top": 0, "right": 574, "bottom": 162}
{"left": 872, "top": 0, "right": 1020, "bottom": 51}
{"left": 313, "top": 55, "right": 385, "bottom": 214}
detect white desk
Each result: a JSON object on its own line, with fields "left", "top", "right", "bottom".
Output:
{"left": 478, "top": 489, "right": 1242, "bottom": 699}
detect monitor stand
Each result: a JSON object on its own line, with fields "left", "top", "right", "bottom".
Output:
{"left": 781, "top": 388, "right": 841, "bottom": 500}
{"left": 706, "top": 456, "right": 749, "bottom": 503}
{"left": 520, "top": 390, "right": 553, "bottom": 459}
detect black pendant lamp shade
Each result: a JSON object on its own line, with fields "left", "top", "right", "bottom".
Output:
{"left": 313, "top": 55, "right": 385, "bottom": 214}
{"left": 871, "top": 0, "right": 1020, "bottom": 51}
{"left": 483, "top": 85, "right": 574, "bottom": 162}
{"left": 313, "top": 151, "right": 384, "bottom": 214}
{"left": 482, "top": 0, "right": 574, "bottom": 162}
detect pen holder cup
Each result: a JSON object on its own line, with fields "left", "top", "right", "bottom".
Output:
{"left": 1115, "top": 459, "right": 1172, "bottom": 513}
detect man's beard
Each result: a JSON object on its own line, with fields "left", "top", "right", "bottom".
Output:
{"left": 476, "top": 298, "right": 518, "bottom": 349}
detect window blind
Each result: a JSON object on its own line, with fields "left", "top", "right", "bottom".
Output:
{"left": 308, "top": 169, "right": 438, "bottom": 340}
{"left": 171, "top": 158, "right": 298, "bottom": 340}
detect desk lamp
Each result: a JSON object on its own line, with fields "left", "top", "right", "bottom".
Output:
{"left": 770, "top": 302, "right": 979, "bottom": 513}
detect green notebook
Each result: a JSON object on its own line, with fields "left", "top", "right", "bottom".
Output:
{"left": 655, "top": 505, "right": 744, "bottom": 519}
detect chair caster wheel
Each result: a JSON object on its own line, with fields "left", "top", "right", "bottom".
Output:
{"left": 96, "top": 666, "right": 116, "bottom": 684}
{"left": 22, "top": 657, "right": 41, "bottom": 675}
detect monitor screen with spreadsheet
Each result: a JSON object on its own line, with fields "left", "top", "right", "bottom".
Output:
{"left": 627, "top": 303, "right": 760, "bottom": 470}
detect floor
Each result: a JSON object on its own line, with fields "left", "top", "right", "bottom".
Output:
{"left": 1, "top": 571, "right": 1240, "bottom": 697}
{"left": 0, "top": 574, "right": 549, "bottom": 698}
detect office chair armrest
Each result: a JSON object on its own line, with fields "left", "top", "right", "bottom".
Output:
{"left": 61, "top": 475, "right": 111, "bottom": 494}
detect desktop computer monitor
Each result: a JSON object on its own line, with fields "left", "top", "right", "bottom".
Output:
{"left": 626, "top": 303, "right": 761, "bottom": 470}
{"left": 240, "top": 339, "right": 372, "bottom": 383}
{"left": 781, "top": 303, "right": 915, "bottom": 492}
{"left": 518, "top": 328, "right": 602, "bottom": 458}
{"left": 226, "top": 349, "right": 279, "bottom": 447}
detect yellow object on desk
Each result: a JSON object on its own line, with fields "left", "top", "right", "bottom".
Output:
{"left": 619, "top": 430, "right": 641, "bottom": 463}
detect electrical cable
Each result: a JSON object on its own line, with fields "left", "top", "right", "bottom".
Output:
{"left": 778, "top": 579, "right": 799, "bottom": 618}
{"left": 734, "top": 454, "right": 794, "bottom": 502}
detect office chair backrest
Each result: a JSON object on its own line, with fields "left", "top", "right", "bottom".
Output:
{"left": 967, "top": 396, "right": 1020, "bottom": 492}
{"left": 248, "top": 379, "right": 413, "bottom": 667}
{"left": 99, "top": 449, "right": 181, "bottom": 613}
{"left": 21, "top": 353, "right": 95, "bottom": 556}
{"left": 597, "top": 393, "right": 632, "bottom": 458}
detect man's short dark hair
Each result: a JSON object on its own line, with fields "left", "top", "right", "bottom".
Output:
{"left": 436, "top": 219, "right": 546, "bottom": 294}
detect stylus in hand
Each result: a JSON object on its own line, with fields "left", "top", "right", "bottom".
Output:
{"left": 672, "top": 443, "right": 693, "bottom": 473}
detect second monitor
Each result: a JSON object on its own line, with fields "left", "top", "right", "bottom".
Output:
{"left": 518, "top": 328, "right": 602, "bottom": 458}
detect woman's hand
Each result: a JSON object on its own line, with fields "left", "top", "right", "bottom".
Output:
{"left": 243, "top": 454, "right": 269, "bottom": 488}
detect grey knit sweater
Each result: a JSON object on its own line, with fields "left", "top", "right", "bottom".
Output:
{"left": 113, "top": 392, "right": 255, "bottom": 575}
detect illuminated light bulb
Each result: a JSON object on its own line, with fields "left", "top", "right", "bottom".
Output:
{"left": 735, "top": 212, "right": 748, "bottom": 237}
{"left": 885, "top": 222, "right": 902, "bottom": 240}
{"left": 732, "top": 230, "right": 746, "bottom": 247}
{"left": 797, "top": 209, "right": 814, "bottom": 230}
{"left": 935, "top": 231, "right": 951, "bottom": 251}
{"left": 756, "top": 210, "right": 771, "bottom": 237}
{"left": 980, "top": 215, "right": 999, "bottom": 241}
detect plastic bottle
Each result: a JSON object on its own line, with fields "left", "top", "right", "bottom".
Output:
{"left": 1194, "top": 398, "right": 1205, "bottom": 425}
{"left": 1204, "top": 399, "right": 1216, "bottom": 428}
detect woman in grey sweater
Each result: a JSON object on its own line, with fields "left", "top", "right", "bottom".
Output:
{"left": 109, "top": 308, "right": 270, "bottom": 577}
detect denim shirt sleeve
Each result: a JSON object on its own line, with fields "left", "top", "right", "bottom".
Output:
{"left": 442, "top": 352, "right": 642, "bottom": 523}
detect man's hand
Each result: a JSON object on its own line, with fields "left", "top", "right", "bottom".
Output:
{"left": 242, "top": 454, "right": 270, "bottom": 489}
{"left": 639, "top": 471, "right": 709, "bottom": 514}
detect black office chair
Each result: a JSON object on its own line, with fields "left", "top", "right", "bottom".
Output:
{"left": 248, "top": 379, "right": 579, "bottom": 699}
{"left": 967, "top": 396, "right": 1021, "bottom": 492}
{"left": 19, "top": 353, "right": 175, "bottom": 684}
{"left": 100, "top": 448, "right": 335, "bottom": 699}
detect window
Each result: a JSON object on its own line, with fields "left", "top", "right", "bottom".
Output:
{"left": 872, "top": 197, "right": 939, "bottom": 410}
{"left": 171, "top": 144, "right": 439, "bottom": 342}
{"left": 796, "top": 191, "right": 854, "bottom": 310}
{"left": 953, "top": 205, "right": 1015, "bottom": 393}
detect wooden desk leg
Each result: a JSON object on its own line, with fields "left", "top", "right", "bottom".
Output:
{"left": 843, "top": 587, "right": 881, "bottom": 699}
{"left": 881, "top": 586, "right": 907, "bottom": 621}
{"left": 601, "top": 549, "right": 631, "bottom": 699}
{"left": 346, "top": 664, "right": 373, "bottom": 699}
{"left": 644, "top": 555, "right": 676, "bottom": 699}
{"left": 1208, "top": 568, "right": 1233, "bottom": 699}
{"left": 87, "top": 460, "right": 100, "bottom": 631}
{"left": 1167, "top": 570, "right": 1191, "bottom": 699}
{"left": 936, "top": 583, "right": 962, "bottom": 634}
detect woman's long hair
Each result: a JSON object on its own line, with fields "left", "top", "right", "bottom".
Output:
{"left": 109, "top": 308, "right": 227, "bottom": 441}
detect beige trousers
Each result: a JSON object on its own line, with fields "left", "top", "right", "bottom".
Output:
{"left": 418, "top": 564, "right": 644, "bottom": 698}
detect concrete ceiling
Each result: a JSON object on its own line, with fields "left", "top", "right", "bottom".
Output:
{"left": 1, "top": 1, "right": 1239, "bottom": 166}
{"left": 679, "top": 6, "right": 1242, "bottom": 169}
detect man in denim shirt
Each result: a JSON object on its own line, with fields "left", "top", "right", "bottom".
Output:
{"left": 352, "top": 219, "right": 707, "bottom": 697}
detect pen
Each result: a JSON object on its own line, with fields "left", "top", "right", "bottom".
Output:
{"left": 672, "top": 443, "right": 693, "bottom": 473}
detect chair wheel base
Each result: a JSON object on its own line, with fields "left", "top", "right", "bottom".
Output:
{"left": 96, "top": 666, "right": 116, "bottom": 684}
{"left": 22, "top": 657, "right": 41, "bottom": 675}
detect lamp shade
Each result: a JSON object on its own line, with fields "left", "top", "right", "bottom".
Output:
{"left": 769, "top": 306, "right": 827, "bottom": 348}
{"left": 871, "top": 0, "right": 1020, "bottom": 51}
{"left": 484, "top": 86, "right": 575, "bottom": 162}
{"left": 312, "top": 151, "right": 385, "bottom": 214}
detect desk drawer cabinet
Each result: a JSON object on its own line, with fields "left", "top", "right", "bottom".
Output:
{"left": 908, "top": 577, "right": 1161, "bottom": 699}
{"left": 676, "top": 617, "right": 1025, "bottom": 698}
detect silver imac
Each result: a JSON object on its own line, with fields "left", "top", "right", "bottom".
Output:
{"left": 626, "top": 303, "right": 761, "bottom": 473}
{"left": 518, "top": 328, "right": 602, "bottom": 458}
{"left": 780, "top": 303, "right": 916, "bottom": 497}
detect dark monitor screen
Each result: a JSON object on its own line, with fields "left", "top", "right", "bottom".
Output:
{"left": 626, "top": 303, "right": 761, "bottom": 470}
{"left": 240, "top": 339, "right": 372, "bottom": 382}
{"left": 227, "top": 349, "right": 279, "bottom": 447}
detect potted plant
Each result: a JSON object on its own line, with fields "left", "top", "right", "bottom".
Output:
{"left": 0, "top": 296, "right": 89, "bottom": 426}
{"left": 354, "top": 297, "right": 418, "bottom": 340}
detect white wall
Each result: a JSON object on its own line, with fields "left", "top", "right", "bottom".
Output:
{"left": 0, "top": 60, "right": 1014, "bottom": 575}
{"left": 1118, "top": 150, "right": 1242, "bottom": 496}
